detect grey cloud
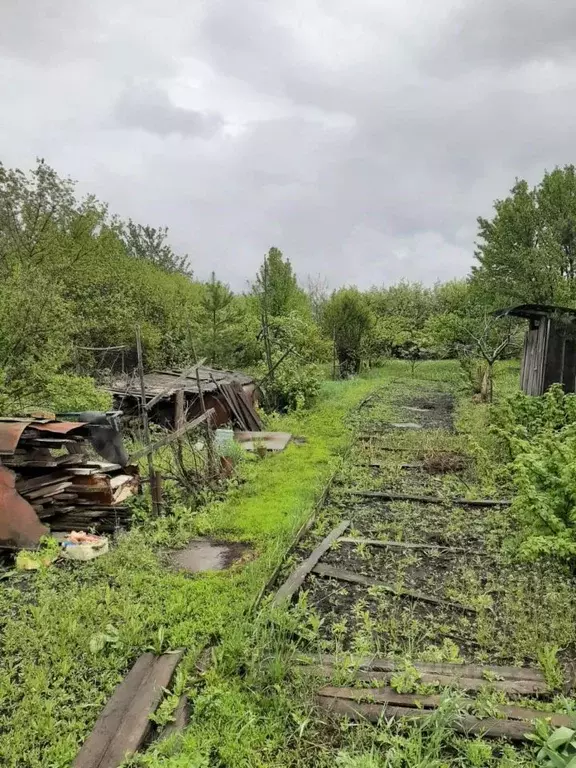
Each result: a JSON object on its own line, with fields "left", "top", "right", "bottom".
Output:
{"left": 429, "top": 0, "right": 576, "bottom": 71}
{"left": 1, "top": 0, "right": 575, "bottom": 291}
{"left": 114, "top": 83, "right": 223, "bottom": 138}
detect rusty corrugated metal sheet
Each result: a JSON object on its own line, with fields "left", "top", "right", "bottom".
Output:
{"left": 0, "top": 420, "right": 86, "bottom": 455}
{"left": 32, "top": 422, "right": 86, "bottom": 435}
{"left": 0, "top": 466, "right": 48, "bottom": 548}
{"left": 0, "top": 421, "right": 33, "bottom": 455}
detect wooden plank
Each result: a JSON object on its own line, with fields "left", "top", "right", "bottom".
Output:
{"left": 72, "top": 652, "right": 156, "bottom": 768}
{"left": 97, "top": 649, "right": 185, "bottom": 767}
{"left": 158, "top": 694, "right": 189, "bottom": 742}
{"left": 338, "top": 538, "right": 487, "bottom": 556}
{"left": 296, "top": 665, "right": 548, "bottom": 695}
{"left": 318, "top": 686, "right": 574, "bottom": 727}
{"left": 25, "top": 482, "right": 73, "bottom": 500}
{"left": 350, "top": 490, "right": 511, "bottom": 507}
{"left": 316, "top": 696, "right": 533, "bottom": 741}
{"left": 314, "top": 654, "right": 545, "bottom": 682}
{"left": 312, "top": 564, "right": 477, "bottom": 613}
{"left": 128, "top": 411, "right": 215, "bottom": 463}
{"left": 272, "top": 520, "right": 351, "bottom": 606}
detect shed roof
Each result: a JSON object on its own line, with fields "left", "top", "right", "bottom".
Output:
{"left": 494, "top": 303, "right": 576, "bottom": 320}
{"left": 107, "top": 366, "right": 254, "bottom": 401}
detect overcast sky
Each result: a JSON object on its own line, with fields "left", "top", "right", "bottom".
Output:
{"left": 1, "top": 0, "right": 575, "bottom": 290}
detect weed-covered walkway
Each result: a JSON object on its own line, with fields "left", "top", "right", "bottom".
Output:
{"left": 0, "top": 373, "right": 382, "bottom": 768}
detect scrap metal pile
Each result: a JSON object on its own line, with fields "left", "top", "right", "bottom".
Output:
{"left": 0, "top": 416, "right": 138, "bottom": 549}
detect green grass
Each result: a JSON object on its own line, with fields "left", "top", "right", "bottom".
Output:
{"left": 132, "top": 360, "right": 575, "bottom": 768}
{"left": 0, "top": 371, "right": 386, "bottom": 768}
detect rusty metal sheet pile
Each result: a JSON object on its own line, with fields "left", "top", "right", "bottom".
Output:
{"left": 0, "top": 418, "right": 138, "bottom": 548}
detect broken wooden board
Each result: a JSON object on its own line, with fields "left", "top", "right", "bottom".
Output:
{"left": 317, "top": 686, "right": 573, "bottom": 728}
{"left": 295, "top": 665, "right": 548, "bottom": 695}
{"left": 312, "top": 563, "right": 477, "bottom": 613}
{"left": 158, "top": 694, "right": 189, "bottom": 742}
{"left": 350, "top": 490, "right": 511, "bottom": 507}
{"left": 316, "top": 695, "right": 533, "bottom": 741}
{"left": 73, "top": 649, "right": 184, "bottom": 768}
{"left": 272, "top": 520, "right": 351, "bottom": 606}
{"left": 338, "top": 537, "right": 487, "bottom": 556}
{"left": 313, "top": 654, "right": 545, "bottom": 682}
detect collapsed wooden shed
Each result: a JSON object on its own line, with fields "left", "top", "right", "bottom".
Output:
{"left": 495, "top": 304, "right": 576, "bottom": 396}
{"left": 107, "top": 366, "right": 263, "bottom": 431}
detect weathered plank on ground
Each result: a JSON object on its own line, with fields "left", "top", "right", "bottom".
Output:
{"left": 158, "top": 694, "right": 189, "bottom": 742}
{"left": 338, "top": 537, "right": 487, "bottom": 556}
{"left": 74, "top": 650, "right": 184, "bottom": 768}
{"left": 312, "top": 563, "right": 477, "bottom": 613}
{"left": 315, "top": 654, "right": 545, "bottom": 682}
{"left": 272, "top": 520, "right": 351, "bottom": 606}
{"left": 350, "top": 490, "right": 511, "bottom": 507}
{"left": 295, "top": 665, "right": 548, "bottom": 695}
{"left": 317, "top": 686, "right": 572, "bottom": 726}
{"left": 316, "top": 695, "right": 533, "bottom": 741}
{"left": 72, "top": 652, "right": 156, "bottom": 768}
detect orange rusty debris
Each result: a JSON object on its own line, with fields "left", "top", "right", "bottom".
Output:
{"left": 0, "top": 466, "right": 48, "bottom": 548}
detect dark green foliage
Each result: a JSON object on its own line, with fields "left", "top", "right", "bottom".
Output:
{"left": 491, "top": 386, "right": 576, "bottom": 561}
{"left": 472, "top": 165, "right": 576, "bottom": 306}
{"left": 323, "top": 288, "right": 373, "bottom": 375}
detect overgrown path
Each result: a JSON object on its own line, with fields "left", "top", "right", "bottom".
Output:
{"left": 0, "top": 374, "right": 388, "bottom": 768}
{"left": 263, "top": 373, "right": 576, "bottom": 765}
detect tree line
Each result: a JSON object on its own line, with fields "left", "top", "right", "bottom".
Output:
{"left": 2, "top": 159, "right": 576, "bottom": 414}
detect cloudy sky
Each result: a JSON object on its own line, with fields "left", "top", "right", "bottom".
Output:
{"left": 1, "top": 0, "right": 574, "bottom": 289}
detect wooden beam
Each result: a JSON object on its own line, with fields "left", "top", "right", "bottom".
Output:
{"left": 316, "top": 696, "right": 534, "bottom": 741}
{"left": 313, "top": 655, "right": 545, "bottom": 682}
{"left": 144, "top": 361, "right": 206, "bottom": 412}
{"left": 312, "top": 563, "right": 477, "bottom": 612}
{"left": 350, "top": 490, "right": 511, "bottom": 507}
{"left": 338, "top": 537, "right": 488, "bottom": 556}
{"left": 129, "top": 410, "right": 215, "bottom": 463}
{"left": 295, "top": 665, "right": 548, "bottom": 695}
{"left": 72, "top": 653, "right": 156, "bottom": 768}
{"left": 272, "top": 520, "right": 351, "bottom": 606}
{"left": 96, "top": 650, "right": 184, "bottom": 767}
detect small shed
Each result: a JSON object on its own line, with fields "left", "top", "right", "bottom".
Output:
{"left": 107, "top": 366, "right": 263, "bottom": 431}
{"left": 495, "top": 304, "right": 576, "bottom": 396}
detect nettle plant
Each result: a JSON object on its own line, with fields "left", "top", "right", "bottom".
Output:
{"left": 491, "top": 386, "right": 576, "bottom": 562}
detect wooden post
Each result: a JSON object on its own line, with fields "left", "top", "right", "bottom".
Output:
{"left": 332, "top": 326, "right": 337, "bottom": 380}
{"left": 195, "top": 365, "right": 216, "bottom": 477}
{"left": 174, "top": 389, "right": 185, "bottom": 430}
{"left": 151, "top": 470, "right": 163, "bottom": 511}
{"left": 135, "top": 327, "right": 160, "bottom": 516}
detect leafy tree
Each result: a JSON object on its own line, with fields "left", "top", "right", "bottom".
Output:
{"left": 198, "top": 272, "right": 245, "bottom": 367}
{"left": 472, "top": 166, "right": 576, "bottom": 307}
{"left": 119, "top": 219, "right": 192, "bottom": 277}
{"left": 322, "top": 288, "right": 373, "bottom": 376}
{"left": 253, "top": 247, "right": 306, "bottom": 318}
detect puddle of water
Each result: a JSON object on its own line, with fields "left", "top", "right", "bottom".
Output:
{"left": 403, "top": 406, "right": 431, "bottom": 413}
{"left": 169, "top": 540, "right": 251, "bottom": 573}
{"left": 390, "top": 422, "right": 422, "bottom": 430}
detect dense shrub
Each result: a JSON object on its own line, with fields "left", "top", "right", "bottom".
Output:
{"left": 491, "top": 386, "right": 576, "bottom": 561}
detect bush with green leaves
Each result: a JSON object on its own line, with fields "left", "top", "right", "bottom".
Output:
{"left": 531, "top": 723, "right": 576, "bottom": 766}
{"left": 491, "top": 386, "right": 576, "bottom": 561}
{"left": 262, "top": 363, "right": 322, "bottom": 412}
